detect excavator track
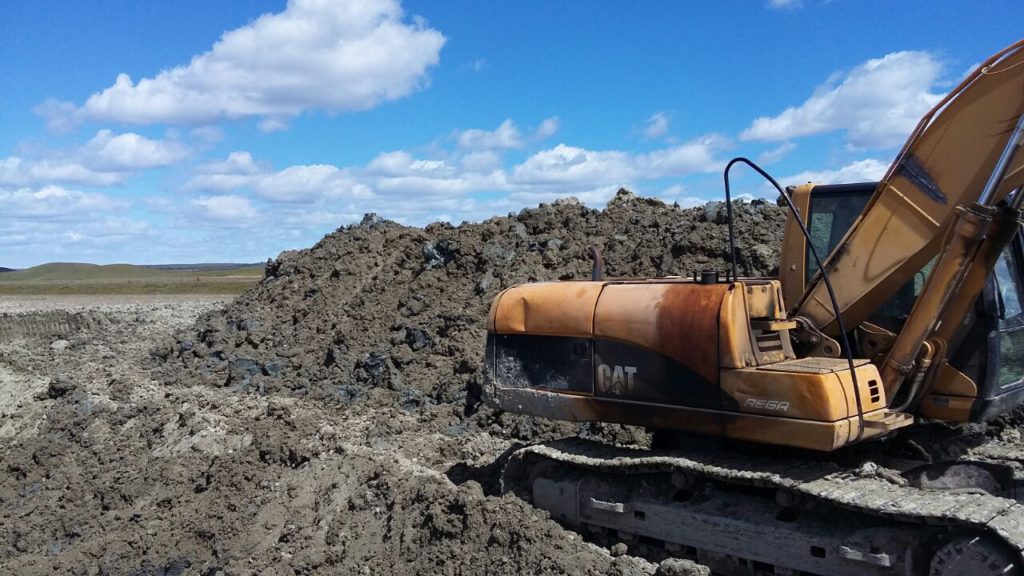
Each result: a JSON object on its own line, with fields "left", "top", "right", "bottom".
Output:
{"left": 503, "top": 438, "right": 1024, "bottom": 575}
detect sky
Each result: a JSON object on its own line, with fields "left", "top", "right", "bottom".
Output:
{"left": 1, "top": 1, "right": 1020, "bottom": 268}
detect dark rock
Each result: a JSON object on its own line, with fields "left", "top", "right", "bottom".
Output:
{"left": 422, "top": 239, "right": 455, "bottom": 269}
{"left": 263, "top": 360, "right": 284, "bottom": 377}
{"left": 398, "top": 388, "right": 434, "bottom": 411}
{"left": 405, "top": 327, "right": 430, "bottom": 351}
{"left": 356, "top": 352, "right": 401, "bottom": 389}
{"left": 335, "top": 384, "right": 365, "bottom": 404}
{"left": 360, "top": 213, "right": 384, "bottom": 228}
{"left": 703, "top": 201, "right": 723, "bottom": 223}
{"left": 360, "top": 352, "right": 388, "bottom": 380}
{"left": 46, "top": 376, "right": 76, "bottom": 399}
{"left": 236, "top": 319, "right": 259, "bottom": 332}
{"left": 228, "top": 358, "right": 262, "bottom": 391}
{"left": 324, "top": 345, "right": 347, "bottom": 367}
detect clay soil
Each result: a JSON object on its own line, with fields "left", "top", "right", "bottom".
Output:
{"left": 1, "top": 192, "right": 784, "bottom": 576}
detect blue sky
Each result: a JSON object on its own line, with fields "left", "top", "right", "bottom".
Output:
{"left": 1, "top": 0, "right": 1020, "bottom": 267}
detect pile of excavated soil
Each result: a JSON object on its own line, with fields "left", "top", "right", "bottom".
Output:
{"left": 168, "top": 191, "right": 785, "bottom": 422}
{"left": 2, "top": 192, "right": 786, "bottom": 576}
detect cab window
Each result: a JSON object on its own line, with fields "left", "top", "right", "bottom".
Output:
{"left": 995, "top": 248, "right": 1024, "bottom": 387}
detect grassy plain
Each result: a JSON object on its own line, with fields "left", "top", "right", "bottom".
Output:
{"left": 0, "top": 263, "right": 263, "bottom": 295}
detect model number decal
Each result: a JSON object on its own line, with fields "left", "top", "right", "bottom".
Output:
{"left": 597, "top": 364, "right": 637, "bottom": 395}
{"left": 744, "top": 398, "right": 791, "bottom": 412}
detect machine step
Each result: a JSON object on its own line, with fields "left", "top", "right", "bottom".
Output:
{"left": 861, "top": 409, "right": 914, "bottom": 431}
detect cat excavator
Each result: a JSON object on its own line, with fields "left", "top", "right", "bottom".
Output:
{"left": 483, "top": 40, "right": 1024, "bottom": 575}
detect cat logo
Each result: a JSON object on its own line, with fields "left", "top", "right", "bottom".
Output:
{"left": 597, "top": 364, "right": 637, "bottom": 395}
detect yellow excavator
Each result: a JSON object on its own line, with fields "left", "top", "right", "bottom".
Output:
{"left": 483, "top": 40, "right": 1024, "bottom": 575}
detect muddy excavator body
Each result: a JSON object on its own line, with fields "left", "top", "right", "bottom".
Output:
{"left": 483, "top": 39, "right": 1024, "bottom": 575}
{"left": 484, "top": 38, "right": 1024, "bottom": 452}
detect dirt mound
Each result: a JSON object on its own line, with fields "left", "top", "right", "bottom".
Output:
{"left": 169, "top": 191, "right": 786, "bottom": 416}
{"left": 2, "top": 192, "right": 787, "bottom": 575}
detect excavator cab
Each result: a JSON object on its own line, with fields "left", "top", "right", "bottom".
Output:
{"left": 785, "top": 182, "right": 1024, "bottom": 423}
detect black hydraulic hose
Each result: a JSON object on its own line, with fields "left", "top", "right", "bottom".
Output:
{"left": 723, "top": 157, "right": 866, "bottom": 442}
{"left": 722, "top": 168, "right": 739, "bottom": 281}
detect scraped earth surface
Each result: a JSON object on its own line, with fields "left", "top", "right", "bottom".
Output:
{"left": 3, "top": 190, "right": 946, "bottom": 575}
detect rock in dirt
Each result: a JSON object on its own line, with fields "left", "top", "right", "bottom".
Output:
{"left": 655, "top": 558, "right": 712, "bottom": 576}
{"left": 45, "top": 375, "right": 76, "bottom": 398}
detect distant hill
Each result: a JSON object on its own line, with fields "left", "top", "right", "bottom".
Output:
{"left": 0, "top": 262, "right": 265, "bottom": 295}
{"left": 0, "top": 262, "right": 263, "bottom": 282}
{"left": 142, "top": 263, "right": 264, "bottom": 271}
{"left": 0, "top": 267, "right": 14, "bottom": 273}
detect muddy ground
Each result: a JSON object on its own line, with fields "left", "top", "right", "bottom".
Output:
{"left": 1, "top": 192, "right": 787, "bottom": 575}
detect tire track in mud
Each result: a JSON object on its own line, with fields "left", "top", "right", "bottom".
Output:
{"left": 0, "top": 311, "right": 105, "bottom": 342}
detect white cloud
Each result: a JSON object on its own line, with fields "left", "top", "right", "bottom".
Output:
{"left": 191, "top": 195, "right": 259, "bottom": 221}
{"left": 176, "top": 126, "right": 725, "bottom": 232}
{"left": 642, "top": 112, "right": 671, "bottom": 140}
{"left": 456, "top": 117, "right": 560, "bottom": 151}
{"left": 0, "top": 185, "right": 127, "bottom": 220}
{"left": 512, "top": 137, "right": 722, "bottom": 188}
{"left": 0, "top": 157, "right": 125, "bottom": 187}
{"left": 768, "top": 0, "right": 802, "bottom": 9}
{"left": 39, "top": 0, "right": 446, "bottom": 129}
{"left": 0, "top": 130, "right": 190, "bottom": 187}
{"left": 741, "top": 51, "right": 944, "bottom": 148}
{"left": 0, "top": 212, "right": 152, "bottom": 265}
{"left": 254, "top": 165, "right": 371, "bottom": 202}
{"left": 190, "top": 126, "right": 224, "bottom": 147}
{"left": 533, "top": 117, "right": 560, "bottom": 141}
{"left": 457, "top": 119, "right": 524, "bottom": 150}
{"left": 83, "top": 129, "right": 191, "bottom": 170}
{"left": 512, "top": 145, "right": 632, "bottom": 186}
{"left": 780, "top": 158, "right": 890, "bottom": 186}
{"left": 757, "top": 141, "right": 797, "bottom": 164}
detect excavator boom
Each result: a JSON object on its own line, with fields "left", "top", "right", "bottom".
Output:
{"left": 795, "top": 40, "right": 1024, "bottom": 337}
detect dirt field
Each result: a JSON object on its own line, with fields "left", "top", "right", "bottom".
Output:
{"left": 0, "top": 192, "right": 783, "bottom": 575}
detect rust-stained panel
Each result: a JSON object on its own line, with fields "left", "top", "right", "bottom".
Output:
{"left": 492, "top": 281, "right": 603, "bottom": 337}
{"left": 594, "top": 282, "right": 728, "bottom": 384}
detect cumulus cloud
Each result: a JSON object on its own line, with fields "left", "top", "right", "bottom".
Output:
{"left": 757, "top": 141, "right": 797, "bottom": 165}
{"left": 741, "top": 51, "right": 944, "bottom": 148}
{"left": 0, "top": 185, "right": 127, "bottom": 220}
{"left": 83, "top": 130, "right": 191, "bottom": 170}
{"left": 513, "top": 137, "right": 723, "bottom": 187}
{"left": 533, "top": 117, "right": 560, "bottom": 141}
{"left": 0, "top": 130, "right": 190, "bottom": 187}
{"left": 456, "top": 117, "right": 560, "bottom": 151}
{"left": 184, "top": 131, "right": 723, "bottom": 223}
{"left": 642, "top": 112, "right": 671, "bottom": 140}
{"left": 38, "top": 0, "right": 446, "bottom": 130}
{"left": 457, "top": 120, "right": 524, "bottom": 150}
{"left": 780, "top": 158, "right": 890, "bottom": 186}
{"left": 0, "top": 157, "right": 125, "bottom": 187}
{"left": 0, "top": 209, "right": 151, "bottom": 265}
{"left": 191, "top": 194, "right": 260, "bottom": 221}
